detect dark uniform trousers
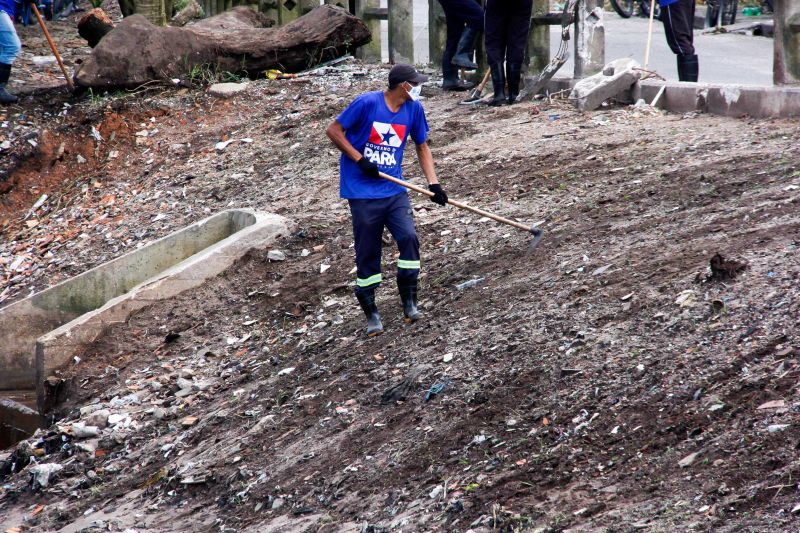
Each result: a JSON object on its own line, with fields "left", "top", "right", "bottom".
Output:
{"left": 661, "top": 0, "right": 696, "bottom": 56}
{"left": 484, "top": 0, "right": 533, "bottom": 66}
{"left": 349, "top": 193, "right": 420, "bottom": 295}
{"left": 437, "top": 0, "right": 484, "bottom": 80}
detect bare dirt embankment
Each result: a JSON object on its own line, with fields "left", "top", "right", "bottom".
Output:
{"left": 1, "top": 62, "right": 800, "bottom": 532}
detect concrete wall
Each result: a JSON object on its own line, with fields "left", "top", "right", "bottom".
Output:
{"left": 0, "top": 210, "right": 292, "bottom": 394}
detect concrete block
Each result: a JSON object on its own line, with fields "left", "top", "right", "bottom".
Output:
{"left": 547, "top": 75, "right": 800, "bottom": 118}
{"left": 570, "top": 58, "right": 641, "bottom": 111}
{"left": 0, "top": 210, "right": 292, "bottom": 403}
{"left": 208, "top": 82, "right": 249, "bottom": 98}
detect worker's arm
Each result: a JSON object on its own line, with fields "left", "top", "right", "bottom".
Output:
{"left": 326, "top": 120, "right": 380, "bottom": 178}
{"left": 415, "top": 141, "right": 447, "bottom": 206}
{"left": 326, "top": 120, "right": 363, "bottom": 163}
{"left": 415, "top": 141, "right": 439, "bottom": 185}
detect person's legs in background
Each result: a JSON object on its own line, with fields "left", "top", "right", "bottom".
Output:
{"left": 504, "top": 0, "right": 533, "bottom": 103}
{"left": 450, "top": 0, "right": 483, "bottom": 70}
{"left": 440, "top": 1, "right": 474, "bottom": 91}
{"left": 662, "top": 0, "right": 698, "bottom": 82}
{"left": 0, "top": 11, "right": 21, "bottom": 105}
{"left": 484, "top": 0, "right": 508, "bottom": 105}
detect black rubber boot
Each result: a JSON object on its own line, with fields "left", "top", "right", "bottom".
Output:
{"left": 0, "top": 64, "right": 19, "bottom": 105}
{"left": 356, "top": 288, "right": 383, "bottom": 337}
{"left": 397, "top": 277, "right": 419, "bottom": 324}
{"left": 488, "top": 62, "right": 506, "bottom": 107}
{"left": 506, "top": 63, "right": 522, "bottom": 104}
{"left": 451, "top": 27, "right": 479, "bottom": 70}
{"left": 677, "top": 54, "right": 699, "bottom": 82}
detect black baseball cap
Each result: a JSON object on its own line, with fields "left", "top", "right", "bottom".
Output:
{"left": 388, "top": 64, "right": 429, "bottom": 88}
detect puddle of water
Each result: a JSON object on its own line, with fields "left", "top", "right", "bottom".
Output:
{"left": 0, "top": 390, "right": 42, "bottom": 450}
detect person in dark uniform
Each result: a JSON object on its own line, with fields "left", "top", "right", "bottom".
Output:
{"left": 484, "top": 0, "right": 533, "bottom": 106}
{"left": 437, "top": 0, "right": 484, "bottom": 91}
{"left": 660, "top": 0, "right": 698, "bottom": 81}
{"left": 326, "top": 65, "right": 449, "bottom": 337}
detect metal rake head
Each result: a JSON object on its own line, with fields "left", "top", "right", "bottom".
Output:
{"left": 526, "top": 227, "right": 544, "bottom": 256}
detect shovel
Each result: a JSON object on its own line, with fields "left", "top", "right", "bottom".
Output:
{"left": 378, "top": 171, "right": 543, "bottom": 253}
{"left": 31, "top": 4, "right": 74, "bottom": 92}
{"left": 459, "top": 69, "right": 491, "bottom": 105}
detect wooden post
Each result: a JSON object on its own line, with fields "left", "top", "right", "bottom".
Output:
{"left": 354, "top": 0, "right": 381, "bottom": 62}
{"left": 574, "top": 0, "right": 604, "bottom": 78}
{"left": 428, "top": 0, "right": 446, "bottom": 67}
{"left": 526, "top": 0, "right": 549, "bottom": 74}
{"left": 279, "top": 0, "right": 301, "bottom": 23}
{"left": 388, "top": 0, "right": 414, "bottom": 64}
{"left": 260, "top": 0, "right": 279, "bottom": 21}
{"left": 774, "top": 0, "right": 800, "bottom": 85}
{"left": 299, "top": 0, "right": 317, "bottom": 16}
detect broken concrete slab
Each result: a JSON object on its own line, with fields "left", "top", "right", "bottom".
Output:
{"left": 0, "top": 210, "right": 292, "bottom": 401}
{"left": 208, "top": 82, "right": 248, "bottom": 99}
{"left": 570, "top": 58, "right": 641, "bottom": 111}
{"left": 546, "top": 76, "right": 800, "bottom": 118}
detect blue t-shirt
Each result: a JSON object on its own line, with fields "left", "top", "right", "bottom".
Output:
{"left": 336, "top": 91, "right": 429, "bottom": 199}
{"left": 658, "top": 0, "right": 678, "bottom": 7}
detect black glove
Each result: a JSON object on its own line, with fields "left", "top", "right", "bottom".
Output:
{"left": 428, "top": 184, "right": 448, "bottom": 206}
{"left": 357, "top": 156, "right": 380, "bottom": 178}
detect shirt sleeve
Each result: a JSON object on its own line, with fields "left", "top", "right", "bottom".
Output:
{"left": 409, "top": 102, "right": 429, "bottom": 145}
{"left": 336, "top": 95, "right": 368, "bottom": 131}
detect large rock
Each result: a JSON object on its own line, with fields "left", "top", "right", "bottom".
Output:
{"left": 74, "top": 5, "right": 371, "bottom": 89}
{"left": 570, "top": 58, "right": 642, "bottom": 111}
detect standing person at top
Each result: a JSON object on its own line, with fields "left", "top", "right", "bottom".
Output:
{"left": 660, "top": 0, "right": 698, "bottom": 82}
{"left": 326, "top": 64, "right": 449, "bottom": 337}
{"left": 0, "top": 0, "right": 22, "bottom": 104}
{"left": 437, "top": 0, "right": 484, "bottom": 91}
{"left": 484, "top": 0, "right": 533, "bottom": 106}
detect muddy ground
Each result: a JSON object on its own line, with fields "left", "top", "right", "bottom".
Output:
{"left": 1, "top": 36, "right": 800, "bottom": 533}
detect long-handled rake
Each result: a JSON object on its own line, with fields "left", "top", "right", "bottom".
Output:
{"left": 378, "top": 171, "right": 543, "bottom": 253}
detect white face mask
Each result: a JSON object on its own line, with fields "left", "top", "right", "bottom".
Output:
{"left": 406, "top": 83, "right": 422, "bottom": 101}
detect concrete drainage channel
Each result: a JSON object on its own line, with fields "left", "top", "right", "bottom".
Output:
{"left": 0, "top": 209, "right": 292, "bottom": 449}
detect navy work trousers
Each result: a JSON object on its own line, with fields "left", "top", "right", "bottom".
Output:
{"left": 438, "top": 0, "right": 484, "bottom": 80}
{"left": 661, "top": 0, "right": 695, "bottom": 57}
{"left": 349, "top": 193, "right": 420, "bottom": 295}
{"left": 484, "top": 0, "right": 533, "bottom": 66}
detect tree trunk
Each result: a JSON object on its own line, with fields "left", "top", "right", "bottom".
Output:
{"left": 74, "top": 5, "right": 372, "bottom": 89}
{"left": 77, "top": 8, "right": 115, "bottom": 47}
{"left": 135, "top": 0, "right": 166, "bottom": 25}
{"left": 117, "top": 0, "right": 166, "bottom": 24}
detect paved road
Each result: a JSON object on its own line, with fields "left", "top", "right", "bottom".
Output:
{"left": 380, "top": 2, "right": 775, "bottom": 86}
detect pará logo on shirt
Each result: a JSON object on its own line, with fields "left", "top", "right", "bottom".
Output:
{"left": 363, "top": 121, "right": 406, "bottom": 167}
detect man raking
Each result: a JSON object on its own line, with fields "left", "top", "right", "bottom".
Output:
{"left": 326, "top": 64, "right": 449, "bottom": 337}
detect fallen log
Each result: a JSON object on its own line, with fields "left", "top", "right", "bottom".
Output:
{"left": 77, "top": 8, "right": 115, "bottom": 48}
{"left": 73, "top": 5, "right": 371, "bottom": 89}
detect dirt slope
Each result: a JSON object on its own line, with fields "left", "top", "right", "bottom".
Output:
{"left": 1, "top": 65, "right": 800, "bottom": 532}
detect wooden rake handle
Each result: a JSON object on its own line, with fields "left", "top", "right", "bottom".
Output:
{"left": 377, "top": 171, "right": 536, "bottom": 234}
{"left": 476, "top": 69, "right": 491, "bottom": 92}
{"left": 31, "top": 4, "right": 74, "bottom": 92}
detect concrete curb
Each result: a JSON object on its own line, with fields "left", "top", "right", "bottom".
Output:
{"left": 0, "top": 209, "right": 292, "bottom": 407}
{"left": 535, "top": 76, "right": 800, "bottom": 118}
